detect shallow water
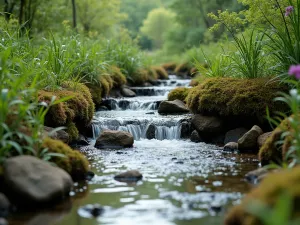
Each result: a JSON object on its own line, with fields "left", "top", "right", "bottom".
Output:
{"left": 8, "top": 76, "right": 259, "bottom": 225}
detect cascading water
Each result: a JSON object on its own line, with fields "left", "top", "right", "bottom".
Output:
{"left": 36, "top": 74, "right": 259, "bottom": 225}
{"left": 91, "top": 76, "right": 191, "bottom": 141}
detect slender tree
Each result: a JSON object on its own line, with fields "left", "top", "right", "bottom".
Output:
{"left": 71, "top": 0, "right": 77, "bottom": 30}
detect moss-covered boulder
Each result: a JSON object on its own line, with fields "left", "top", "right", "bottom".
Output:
{"left": 152, "top": 66, "right": 168, "bottom": 79}
{"left": 168, "top": 87, "right": 190, "bottom": 102}
{"left": 38, "top": 82, "right": 95, "bottom": 142}
{"left": 186, "top": 78, "right": 288, "bottom": 127}
{"left": 258, "top": 117, "right": 293, "bottom": 166}
{"left": 42, "top": 137, "right": 89, "bottom": 181}
{"left": 162, "top": 62, "right": 177, "bottom": 74}
{"left": 110, "top": 66, "right": 127, "bottom": 88}
{"left": 175, "top": 62, "right": 193, "bottom": 77}
{"left": 224, "top": 167, "right": 300, "bottom": 225}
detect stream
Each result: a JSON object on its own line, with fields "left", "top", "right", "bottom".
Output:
{"left": 9, "top": 75, "right": 258, "bottom": 225}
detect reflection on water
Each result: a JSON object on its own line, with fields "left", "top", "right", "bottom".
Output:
{"left": 9, "top": 139, "right": 257, "bottom": 225}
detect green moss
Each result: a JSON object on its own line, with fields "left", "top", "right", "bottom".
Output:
{"left": 110, "top": 66, "right": 127, "bottom": 88}
{"left": 99, "top": 74, "right": 113, "bottom": 97}
{"left": 38, "top": 82, "right": 94, "bottom": 140}
{"left": 224, "top": 167, "right": 300, "bottom": 225}
{"left": 131, "top": 69, "right": 148, "bottom": 85}
{"left": 259, "top": 117, "right": 295, "bottom": 166}
{"left": 168, "top": 87, "right": 190, "bottom": 102}
{"left": 66, "top": 121, "right": 79, "bottom": 142}
{"left": 147, "top": 68, "right": 158, "bottom": 80}
{"left": 85, "top": 83, "right": 102, "bottom": 105}
{"left": 175, "top": 62, "right": 193, "bottom": 76}
{"left": 162, "top": 62, "right": 177, "bottom": 71}
{"left": 42, "top": 137, "right": 89, "bottom": 181}
{"left": 186, "top": 77, "right": 288, "bottom": 119}
{"left": 152, "top": 66, "right": 168, "bottom": 79}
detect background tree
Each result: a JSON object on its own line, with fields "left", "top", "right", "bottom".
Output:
{"left": 140, "top": 7, "right": 176, "bottom": 49}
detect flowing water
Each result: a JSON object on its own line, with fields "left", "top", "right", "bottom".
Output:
{"left": 9, "top": 76, "right": 259, "bottom": 225}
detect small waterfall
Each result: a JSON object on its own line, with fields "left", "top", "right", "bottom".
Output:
{"left": 155, "top": 123, "right": 182, "bottom": 141}
{"left": 91, "top": 119, "right": 183, "bottom": 141}
{"left": 101, "top": 99, "right": 160, "bottom": 111}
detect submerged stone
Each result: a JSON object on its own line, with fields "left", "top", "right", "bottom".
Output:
{"left": 114, "top": 170, "right": 143, "bottom": 183}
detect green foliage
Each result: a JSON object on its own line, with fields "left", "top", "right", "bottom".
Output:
{"left": 140, "top": 8, "right": 176, "bottom": 49}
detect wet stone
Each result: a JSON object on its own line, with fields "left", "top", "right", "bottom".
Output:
{"left": 85, "top": 171, "right": 95, "bottom": 181}
{"left": 114, "top": 170, "right": 143, "bottom": 183}
{"left": 79, "top": 204, "right": 104, "bottom": 218}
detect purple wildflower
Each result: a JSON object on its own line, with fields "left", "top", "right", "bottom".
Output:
{"left": 288, "top": 65, "right": 300, "bottom": 79}
{"left": 285, "top": 6, "right": 294, "bottom": 17}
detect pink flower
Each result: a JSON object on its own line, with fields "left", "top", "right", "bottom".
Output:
{"left": 285, "top": 6, "right": 294, "bottom": 16}
{"left": 288, "top": 65, "right": 300, "bottom": 79}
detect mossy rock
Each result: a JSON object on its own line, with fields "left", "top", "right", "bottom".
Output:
{"left": 175, "top": 62, "right": 193, "bottom": 76}
{"left": 152, "top": 66, "right": 168, "bottom": 79}
{"left": 186, "top": 77, "right": 288, "bottom": 121}
{"left": 147, "top": 68, "right": 159, "bottom": 80}
{"left": 110, "top": 66, "right": 127, "bottom": 88}
{"left": 99, "top": 74, "right": 114, "bottom": 97}
{"left": 259, "top": 117, "right": 294, "bottom": 166}
{"left": 38, "top": 82, "right": 95, "bottom": 142}
{"left": 224, "top": 167, "right": 300, "bottom": 225}
{"left": 162, "top": 62, "right": 177, "bottom": 72}
{"left": 130, "top": 69, "right": 149, "bottom": 86}
{"left": 168, "top": 87, "right": 190, "bottom": 102}
{"left": 42, "top": 137, "right": 89, "bottom": 181}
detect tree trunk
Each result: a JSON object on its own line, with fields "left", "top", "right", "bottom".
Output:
{"left": 71, "top": 0, "right": 77, "bottom": 30}
{"left": 4, "top": 0, "right": 16, "bottom": 21}
{"left": 19, "top": 0, "right": 25, "bottom": 25}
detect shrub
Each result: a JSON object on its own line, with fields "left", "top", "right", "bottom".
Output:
{"left": 168, "top": 87, "right": 190, "bottom": 102}
{"left": 42, "top": 137, "right": 89, "bottom": 181}
{"left": 186, "top": 77, "right": 289, "bottom": 120}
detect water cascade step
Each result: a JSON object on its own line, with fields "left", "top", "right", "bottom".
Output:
{"left": 92, "top": 76, "right": 192, "bottom": 142}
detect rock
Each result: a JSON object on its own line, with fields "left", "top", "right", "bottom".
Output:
{"left": 224, "top": 127, "right": 248, "bottom": 144}
{"left": 158, "top": 100, "right": 189, "bottom": 114}
{"left": 146, "top": 124, "right": 156, "bottom": 140}
{"left": 257, "top": 132, "right": 273, "bottom": 149}
{"left": 121, "top": 86, "right": 136, "bottom": 97}
{"left": 0, "top": 218, "right": 7, "bottom": 225}
{"left": 0, "top": 193, "right": 10, "bottom": 218}
{"left": 3, "top": 156, "right": 72, "bottom": 207}
{"left": 85, "top": 171, "right": 95, "bottom": 181}
{"left": 79, "top": 204, "right": 104, "bottom": 218}
{"left": 190, "top": 130, "right": 203, "bottom": 143}
{"left": 223, "top": 142, "right": 238, "bottom": 151}
{"left": 74, "top": 134, "right": 89, "bottom": 146}
{"left": 114, "top": 170, "right": 143, "bottom": 183}
{"left": 97, "top": 106, "right": 109, "bottom": 111}
{"left": 245, "top": 168, "right": 270, "bottom": 185}
{"left": 95, "top": 130, "right": 134, "bottom": 149}
{"left": 180, "top": 121, "right": 191, "bottom": 139}
{"left": 44, "top": 126, "right": 69, "bottom": 144}
{"left": 191, "top": 114, "right": 223, "bottom": 137}
{"left": 238, "top": 125, "right": 263, "bottom": 152}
